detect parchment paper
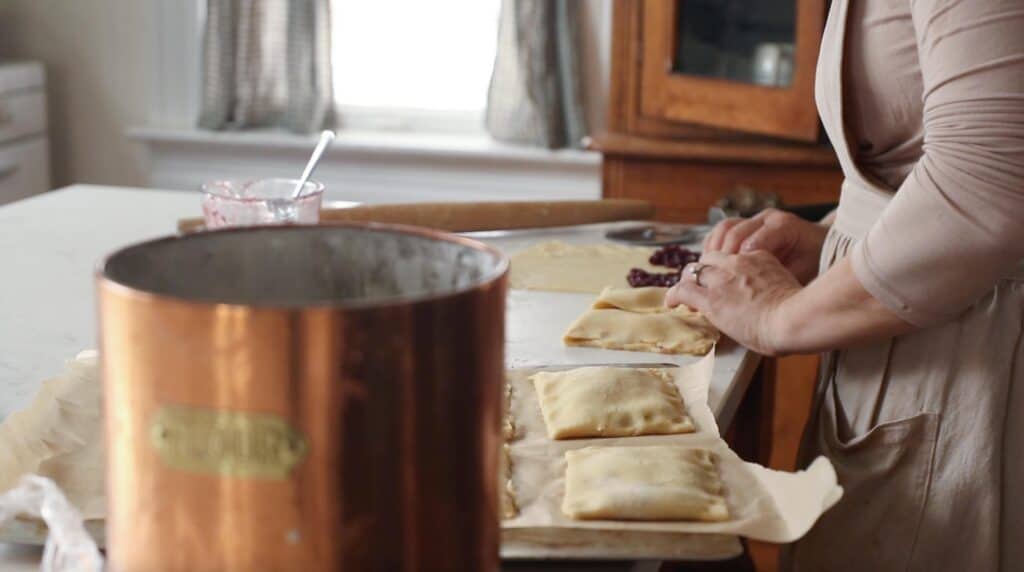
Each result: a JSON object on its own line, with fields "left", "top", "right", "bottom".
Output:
{"left": 503, "top": 351, "right": 843, "bottom": 544}
{"left": 0, "top": 350, "right": 842, "bottom": 547}
{"left": 0, "top": 352, "right": 105, "bottom": 520}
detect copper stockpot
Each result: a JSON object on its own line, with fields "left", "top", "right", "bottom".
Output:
{"left": 97, "top": 224, "right": 508, "bottom": 571}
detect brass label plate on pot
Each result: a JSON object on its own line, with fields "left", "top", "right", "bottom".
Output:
{"left": 150, "top": 405, "right": 307, "bottom": 479}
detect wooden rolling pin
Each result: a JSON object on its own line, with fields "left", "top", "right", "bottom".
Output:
{"left": 177, "top": 199, "right": 655, "bottom": 234}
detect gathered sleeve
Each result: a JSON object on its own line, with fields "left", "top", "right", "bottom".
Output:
{"left": 849, "top": 0, "right": 1024, "bottom": 327}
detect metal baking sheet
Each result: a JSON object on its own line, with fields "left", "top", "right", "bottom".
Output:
{"left": 500, "top": 362, "right": 743, "bottom": 563}
{"left": 604, "top": 224, "right": 709, "bottom": 246}
{"left": 502, "top": 528, "right": 742, "bottom": 561}
{"left": 464, "top": 220, "right": 705, "bottom": 256}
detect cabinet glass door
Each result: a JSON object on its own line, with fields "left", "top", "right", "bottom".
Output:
{"left": 674, "top": 0, "right": 796, "bottom": 88}
{"left": 639, "top": 0, "right": 824, "bottom": 141}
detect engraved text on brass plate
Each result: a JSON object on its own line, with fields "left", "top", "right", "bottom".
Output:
{"left": 150, "top": 405, "right": 308, "bottom": 479}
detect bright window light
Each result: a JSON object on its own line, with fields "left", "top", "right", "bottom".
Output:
{"left": 331, "top": 0, "right": 500, "bottom": 114}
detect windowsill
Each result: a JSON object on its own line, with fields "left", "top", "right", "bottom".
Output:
{"left": 129, "top": 127, "right": 603, "bottom": 203}
{"left": 129, "top": 127, "right": 601, "bottom": 167}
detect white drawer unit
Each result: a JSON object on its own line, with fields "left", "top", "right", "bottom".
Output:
{"left": 0, "top": 61, "right": 50, "bottom": 205}
{"left": 0, "top": 90, "right": 47, "bottom": 144}
{"left": 0, "top": 137, "right": 50, "bottom": 205}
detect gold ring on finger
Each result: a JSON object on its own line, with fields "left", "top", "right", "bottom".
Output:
{"left": 688, "top": 263, "right": 709, "bottom": 287}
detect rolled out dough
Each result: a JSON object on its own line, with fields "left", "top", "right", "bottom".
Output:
{"left": 531, "top": 367, "right": 694, "bottom": 439}
{"left": 564, "top": 308, "right": 718, "bottom": 356}
{"left": 509, "top": 241, "right": 658, "bottom": 294}
{"left": 0, "top": 351, "right": 105, "bottom": 519}
{"left": 562, "top": 446, "right": 729, "bottom": 522}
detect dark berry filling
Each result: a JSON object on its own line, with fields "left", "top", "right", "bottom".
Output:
{"left": 627, "top": 245, "right": 700, "bottom": 288}
{"left": 648, "top": 244, "right": 700, "bottom": 269}
{"left": 627, "top": 268, "right": 682, "bottom": 288}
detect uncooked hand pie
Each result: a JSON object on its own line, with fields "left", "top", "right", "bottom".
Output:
{"left": 591, "top": 286, "right": 705, "bottom": 319}
{"left": 564, "top": 287, "right": 717, "bottom": 355}
{"left": 564, "top": 308, "right": 718, "bottom": 356}
{"left": 531, "top": 367, "right": 694, "bottom": 439}
{"left": 562, "top": 446, "right": 729, "bottom": 522}
{"left": 592, "top": 286, "right": 671, "bottom": 313}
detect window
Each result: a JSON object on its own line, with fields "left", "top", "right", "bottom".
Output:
{"left": 331, "top": 0, "right": 501, "bottom": 132}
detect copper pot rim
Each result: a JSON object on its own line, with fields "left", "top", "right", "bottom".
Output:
{"left": 96, "top": 221, "right": 509, "bottom": 311}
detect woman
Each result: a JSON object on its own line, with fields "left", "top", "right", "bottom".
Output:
{"left": 666, "top": 1, "right": 1024, "bottom": 569}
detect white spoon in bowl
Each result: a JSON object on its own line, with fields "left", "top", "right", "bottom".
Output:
{"left": 291, "top": 130, "right": 336, "bottom": 199}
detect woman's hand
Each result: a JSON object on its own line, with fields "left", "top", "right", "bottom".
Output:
{"left": 666, "top": 250, "right": 802, "bottom": 356}
{"left": 702, "top": 208, "right": 830, "bottom": 284}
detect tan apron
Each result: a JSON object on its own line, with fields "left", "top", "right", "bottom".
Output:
{"left": 785, "top": 1, "right": 1024, "bottom": 570}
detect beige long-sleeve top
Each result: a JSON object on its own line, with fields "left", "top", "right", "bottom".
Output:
{"left": 829, "top": 0, "right": 1024, "bottom": 327}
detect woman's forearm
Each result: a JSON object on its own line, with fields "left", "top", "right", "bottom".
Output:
{"left": 770, "top": 257, "right": 915, "bottom": 354}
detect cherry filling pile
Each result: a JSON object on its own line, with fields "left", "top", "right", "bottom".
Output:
{"left": 626, "top": 245, "right": 701, "bottom": 288}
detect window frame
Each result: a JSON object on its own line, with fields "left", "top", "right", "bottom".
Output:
{"left": 152, "top": 0, "right": 493, "bottom": 135}
{"left": 329, "top": 0, "right": 499, "bottom": 135}
{"left": 147, "top": 0, "right": 206, "bottom": 129}
{"left": 334, "top": 105, "right": 486, "bottom": 134}
{"left": 135, "top": 0, "right": 602, "bottom": 203}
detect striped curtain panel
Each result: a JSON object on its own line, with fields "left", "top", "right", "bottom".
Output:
{"left": 198, "top": 0, "right": 333, "bottom": 133}
{"left": 485, "top": 0, "right": 587, "bottom": 149}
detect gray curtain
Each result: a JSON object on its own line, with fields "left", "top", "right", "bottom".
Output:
{"left": 485, "top": 0, "right": 587, "bottom": 149}
{"left": 198, "top": 0, "right": 333, "bottom": 133}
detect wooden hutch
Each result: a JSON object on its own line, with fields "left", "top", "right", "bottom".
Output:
{"left": 589, "top": 0, "right": 842, "bottom": 221}
{"left": 590, "top": 0, "right": 839, "bottom": 546}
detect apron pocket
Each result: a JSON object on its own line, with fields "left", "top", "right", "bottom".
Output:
{"left": 792, "top": 409, "right": 940, "bottom": 572}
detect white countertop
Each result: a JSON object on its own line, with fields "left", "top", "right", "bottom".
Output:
{"left": 0, "top": 185, "right": 758, "bottom": 568}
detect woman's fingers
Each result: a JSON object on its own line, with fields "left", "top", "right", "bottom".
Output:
{"left": 670, "top": 249, "right": 804, "bottom": 356}
{"left": 698, "top": 250, "right": 730, "bottom": 266}
{"left": 666, "top": 261, "right": 731, "bottom": 311}
{"left": 665, "top": 278, "right": 707, "bottom": 312}
{"left": 740, "top": 223, "right": 791, "bottom": 255}
{"left": 683, "top": 261, "right": 731, "bottom": 289}
{"left": 703, "top": 218, "right": 742, "bottom": 252}
{"left": 718, "top": 217, "right": 766, "bottom": 254}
